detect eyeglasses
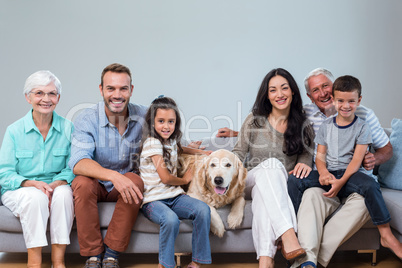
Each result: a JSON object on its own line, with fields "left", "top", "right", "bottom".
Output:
{"left": 29, "top": 91, "right": 59, "bottom": 99}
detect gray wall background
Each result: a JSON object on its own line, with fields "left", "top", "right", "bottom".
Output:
{"left": 1, "top": 0, "right": 401, "bottom": 141}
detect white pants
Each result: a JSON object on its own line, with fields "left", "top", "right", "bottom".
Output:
{"left": 1, "top": 185, "right": 74, "bottom": 249}
{"left": 246, "top": 158, "right": 297, "bottom": 259}
{"left": 291, "top": 187, "right": 370, "bottom": 267}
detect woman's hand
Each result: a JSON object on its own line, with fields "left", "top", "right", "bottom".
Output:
{"left": 22, "top": 180, "right": 53, "bottom": 196}
{"left": 21, "top": 180, "right": 53, "bottom": 207}
{"left": 48, "top": 180, "right": 67, "bottom": 191}
{"left": 288, "top": 163, "right": 312, "bottom": 179}
{"left": 47, "top": 180, "right": 68, "bottom": 206}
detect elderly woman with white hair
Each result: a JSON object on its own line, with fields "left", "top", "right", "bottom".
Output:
{"left": 0, "top": 70, "right": 74, "bottom": 268}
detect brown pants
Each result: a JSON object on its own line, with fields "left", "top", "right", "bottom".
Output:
{"left": 71, "top": 172, "right": 144, "bottom": 256}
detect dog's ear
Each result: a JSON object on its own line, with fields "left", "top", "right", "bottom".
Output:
{"left": 235, "top": 154, "right": 247, "bottom": 187}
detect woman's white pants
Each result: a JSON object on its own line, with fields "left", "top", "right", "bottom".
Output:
{"left": 1, "top": 185, "right": 74, "bottom": 249}
{"left": 246, "top": 158, "right": 297, "bottom": 259}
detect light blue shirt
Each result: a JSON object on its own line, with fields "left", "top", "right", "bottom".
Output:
{"left": 0, "top": 110, "right": 75, "bottom": 195}
{"left": 68, "top": 102, "right": 147, "bottom": 192}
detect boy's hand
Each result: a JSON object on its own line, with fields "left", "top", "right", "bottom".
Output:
{"left": 319, "top": 171, "right": 336, "bottom": 186}
{"left": 289, "top": 163, "right": 312, "bottom": 179}
{"left": 323, "top": 178, "right": 345, "bottom": 198}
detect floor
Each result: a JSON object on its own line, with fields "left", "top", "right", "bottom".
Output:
{"left": 0, "top": 247, "right": 400, "bottom": 267}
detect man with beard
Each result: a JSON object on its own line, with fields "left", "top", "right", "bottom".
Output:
{"left": 69, "top": 63, "right": 146, "bottom": 268}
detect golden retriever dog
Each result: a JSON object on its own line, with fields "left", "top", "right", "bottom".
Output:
{"left": 180, "top": 149, "right": 247, "bottom": 237}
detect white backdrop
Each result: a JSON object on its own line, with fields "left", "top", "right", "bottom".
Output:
{"left": 1, "top": 0, "right": 401, "bottom": 141}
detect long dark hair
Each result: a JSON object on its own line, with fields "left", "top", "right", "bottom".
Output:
{"left": 251, "top": 68, "right": 314, "bottom": 156}
{"left": 138, "top": 96, "right": 183, "bottom": 171}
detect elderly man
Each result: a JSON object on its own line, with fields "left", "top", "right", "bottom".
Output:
{"left": 217, "top": 68, "right": 392, "bottom": 268}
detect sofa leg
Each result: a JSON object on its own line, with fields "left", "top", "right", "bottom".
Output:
{"left": 175, "top": 252, "right": 191, "bottom": 268}
{"left": 358, "top": 249, "right": 377, "bottom": 266}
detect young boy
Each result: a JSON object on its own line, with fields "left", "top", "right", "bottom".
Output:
{"left": 288, "top": 75, "right": 402, "bottom": 263}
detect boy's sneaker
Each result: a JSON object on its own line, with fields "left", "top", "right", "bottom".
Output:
{"left": 84, "top": 257, "right": 101, "bottom": 268}
{"left": 102, "top": 257, "right": 119, "bottom": 268}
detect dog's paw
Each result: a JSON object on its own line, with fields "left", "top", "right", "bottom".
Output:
{"left": 211, "top": 221, "right": 225, "bottom": 237}
{"left": 211, "top": 226, "right": 225, "bottom": 238}
{"left": 227, "top": 212, "right": 243, "bottom": 229}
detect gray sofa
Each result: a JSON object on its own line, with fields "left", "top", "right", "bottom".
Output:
{"left": 0, "top": 135, "right": 401, "bottom": 266}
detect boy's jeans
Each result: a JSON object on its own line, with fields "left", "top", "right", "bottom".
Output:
{"left": 142, "top": 194, "right": 212, "bottom": 268}
{"left": 287, "top": 170, "right": 391, "bottom": 225}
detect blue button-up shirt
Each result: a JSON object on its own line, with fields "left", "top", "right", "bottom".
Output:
{"left": 0, "top": 110, "right": 75, "bottom": 195}
{"left": 68, "top": 101, "right": 147, "bottom": 191}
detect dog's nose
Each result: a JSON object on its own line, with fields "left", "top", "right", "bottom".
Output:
{"left": 214, "top": 176, "right": 224, "bottom": 186}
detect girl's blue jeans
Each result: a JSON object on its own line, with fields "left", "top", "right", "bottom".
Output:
{"left": 142, "top": 194, "right": 212, "bottom": 268}
{"left": 287, "top": 170, "right": 391, "bottom": 226}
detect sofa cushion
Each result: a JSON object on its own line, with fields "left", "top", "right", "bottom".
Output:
{"left": 0, "top": 200, "right": 254, "bottom": 234}
{"left": 381, "top": 188, "right": 402, "bottom": 234}
{"left": 378, "top": 118, "right": 402, "bottom": 190}
{"left": 0, "top": 205, "right": 23, "bottom": 232}
{"left": 98, "top": 200, "right": 253, "bottom": 233}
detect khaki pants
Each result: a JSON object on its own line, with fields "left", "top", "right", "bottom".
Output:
{"left": 291, "top": 188, "right": 370, "bottom": 267}
{"left": 71, "top": 173, "right": 144, "bottom": 256}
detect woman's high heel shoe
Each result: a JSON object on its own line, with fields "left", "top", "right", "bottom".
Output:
{"left": 281, "top": 246, "right": 306, "bottom": 261}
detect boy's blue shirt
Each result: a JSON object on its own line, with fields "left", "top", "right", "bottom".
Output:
{"left": 315, "top": 115, "right": 372, "bottom": 172}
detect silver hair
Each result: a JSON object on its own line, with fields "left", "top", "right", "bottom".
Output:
{"left": 23, "top": 70, "right": 62, "bottom": 95}
{"left": 304, "top": 68, "right": 334, "bottom": 94}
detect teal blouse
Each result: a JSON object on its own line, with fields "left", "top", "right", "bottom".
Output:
{"left": 0, "top": 110, "right": 75, "bottom": 195}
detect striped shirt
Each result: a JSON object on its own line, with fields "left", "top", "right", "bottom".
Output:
{"left": 304, "top": 103, "right": 389, "bottom": 178}
{"left": 304, "top": 103, "right": 389, "bottom": 150}
{"left": 140, "top": 137, "right": 184, "bottom": 206}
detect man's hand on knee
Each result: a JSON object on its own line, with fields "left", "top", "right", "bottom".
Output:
{"left": 109, "top": 171, "right": 143, "bottom": 204}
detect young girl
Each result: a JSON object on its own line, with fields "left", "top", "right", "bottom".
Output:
{"left": 139, "top": 96, "right": 212, "bottom": 268}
